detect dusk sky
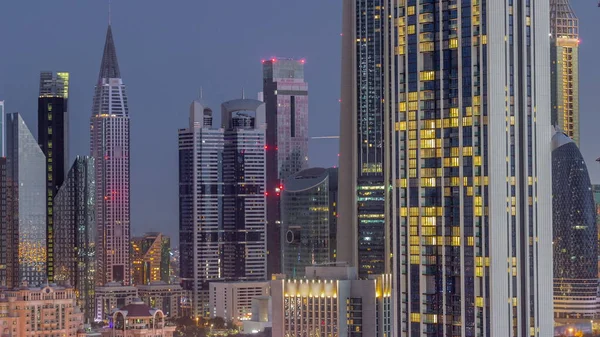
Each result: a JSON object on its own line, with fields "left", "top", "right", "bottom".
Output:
{"left": 1, "top": 1, "right": 598, "bottom": 244}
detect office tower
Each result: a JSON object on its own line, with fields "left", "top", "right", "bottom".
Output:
{"left": 550, "top": 0, "right": 580, "bottom": 145}
{"left": 271, "top": 266, "right": 392, "bottom": 337}
{"left": 0, "top": 158, "right": 16, "bottom": 287}
{"left": 594, "top": 184, "right": 600, "bottom": 278}
{"left": 6, "top": 113, "right": 46, "bottom": 286}
{"left": 54, "top": 156, "right": 95, "bottom": 323}
{"left": 0, "top": 100, "right": 4, "bottom": 156}
{"left": 552, "top": 131, "right": 599, "bottom": 320}
{"left": 338, "top": 1, "right": 388, "bottom": 279}
{"left": 131, "top": 233, "right": 171, "bottom": 285}
{"left": 262, "top": 58, "right": 309, "bottom": 276}
{"left": 91, "top": 24, "right": 131, "bottom": 286}
{"left": 38, "top": 71, "right": 69, "bottom": 282}
{"left": 339, "top": 0, "right": 555, "bottom": 335}
{"left": 280, "top": 167, "right": 338, "bottom": 278}
{"left": 179, "top": 98, "right": 267, "bottom": 318}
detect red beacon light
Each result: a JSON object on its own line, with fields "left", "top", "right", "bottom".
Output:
{"left": 271, "top": 58, "right": 277, "bottom": 62}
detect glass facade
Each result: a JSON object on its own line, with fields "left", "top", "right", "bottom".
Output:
{"left": 0, "top": 157, "right": 17, "bottom": 288}
{"left": 550, "top": 0, "right": 580, "bottom": 145}
{"left": 552, "top": 132, "right": 598, "bottom": 319}
{"left": 263, "top": 58, "right": 309, "bottom": 277}
{"left": 54, "top": 156, "right": 95, "bottom": 323}
{"left": 38, "top": 71, "right": 69, "bottom": 282}
{"left": 280, "top": 167, "right": 338, "bottom": 278}
{"left": 0, "top": 101, "right": 5, "bottom": 156}
{"left": 6, "top": 113, "right": 46, "bottom": 286}
{"left": 131, "top": 233, "right": 171, "bottom": 285}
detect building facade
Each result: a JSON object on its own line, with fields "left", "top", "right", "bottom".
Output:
{"left": 271, "top": 266, "right": 392, "bottom": 337}
{"left": 341, "top": 0, "right": 554, "bottom": 335}
{"left": 137, "top": 281, "right": 184, "bottom": 318}
{"left": 38, "top": 71, "right": 69, "bottom": 282}
{"left": 594, "top": 184, "right": 600, "bottom": 278}
{"left": 338, "top": 0, "right": 388, "bottom": 279}
{"left": 0, "top": 157, "right": 16, "bottom": 288}
{"left": 131, "top": 233, "right": 170, "bottom": 285}
{"left": 101, "top": 300, "right": 175, "bottom": 337}
{"left": 280, "top": 167, "right": 338, "bottom": 278}
{"left": 95, "top": 282, "right": 138, "bottom": 322}
{"left": 179, "top": 98, "right": 267, "bottom": 318}
{"left": 0, "top": 283, "right": 85, "bottom": 337}
{"left": 552, "top": 131, "right": 599, "bottom": 320}
{"left": 6, "top": 113, "right": 46, "bottom": 286}
{"left": 550, "top": 0, "right": 580, "bottom": 145}
{"left": 0, "top": 100, "right": 5, "bottom": 156}
{"left": 209, "top": 281, "right": 270, "bottom": 321}
{"left": 54, "top": 156, "right": 96, "bottom": 323}
{"left": 262, "top": 58, "right": 309, "bottom": 277}
{"left": 91, "top": 25, "right": 131, "bottom": 286}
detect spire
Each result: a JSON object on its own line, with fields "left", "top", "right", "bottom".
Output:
{"left": 550, "top": 0, "right": 578, "bottom": 38}
{"left": 98, "top": 25, "right": 121, "bottom": 81}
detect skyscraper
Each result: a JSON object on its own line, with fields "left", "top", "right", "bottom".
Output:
{"left": 0, "top": 157, "right": 16, "bottom": 287}
{"left": 550, "top": 0, "right": 580, "bottom": 145}
{"left": 262, "top": 58, "right": 309, "bottom": 276}
{"left": 280, "top": 167, "right": 338, "bottom": 278}
{"left": 179, "top": 98, "right": 267, "bottom": 318}
{"left": 91, "top": 25, "right": 131, "bottom": 286}
{"left": 0, "top": 100, "right": 5, "bottom": 156}
{"left": 6, "top": 113, "right": 46, "bottom": 286}
{"left": 338, "top": 1, "right": 389, "bottom": 279}
{"left": 340, "top": 0, "right": 554, "bottom": 335}
{"left": 551, "top": 131, "right": 598, "bottom": 320}
{"left": 38, "top": 71, "right": 69, "bottom": 282}
{"left": 54, "top": 156, "right": 95, "bottom": 323}
{"left": 131, "top": 233, "right": 170, "bottom": 285}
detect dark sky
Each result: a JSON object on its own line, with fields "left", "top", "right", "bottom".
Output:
{"left": 1, "top": 1, "right": 599, "bottom": 245}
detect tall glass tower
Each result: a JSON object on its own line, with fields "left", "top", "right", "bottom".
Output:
{"left": 262, "top": 58, "right": 309, "bottom": 276}
{"left": 341, "top": 0, "right": 554, "bottom": 335}
{"left": 6, "top": 113, "right": 46, "bottom": 286}
{"left": 38, "top": 71, "right": 69, "bottom": 282}
{"left": 550, "top": 0, "right": 580, "bottom": 145}
{"left": 90, "top": 25, "right": 131, "bottom": 286}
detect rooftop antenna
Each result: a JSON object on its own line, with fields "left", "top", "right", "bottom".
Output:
{"left": 200, "top": 87, "right": 203, "bottom": 100}
{"left": 108, "top": 0, "right": 112, "bottom": 25}
{"left": 242, "top": 88, "right": 245, "bottom": 99}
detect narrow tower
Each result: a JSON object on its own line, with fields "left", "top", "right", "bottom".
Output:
{"left": 91, "top": 25, "right": 131, "bottom": 286}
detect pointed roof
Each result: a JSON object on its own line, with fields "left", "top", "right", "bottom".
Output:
{"left": 550, "top": 0, "right": 578, "bottom": 38}
{"left": 99, "top": 25, "right": 121, "bottom": 80}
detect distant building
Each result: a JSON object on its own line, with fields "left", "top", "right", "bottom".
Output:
{"left": 280, "top": 167, "right": 338, "bottom": 278}
{"left": 131, "top": 233, "right": 170, "bottom": 285}
{"left": 552, "top": 131, "right": 599, "bottom": 320}
{"left": 101, "top": 299, "right": 175, "bottom": 337}
{"left": 38, "top": 71, "right": 69, "bottom": 283}
{"left": 262, "top": 57, "right": 309, "bottom": 277}
{"left": 6, "top": 113, "right": 46, "bottom": 286}
{"left": 137, "top": 281, "right": 184, "bottom": 318}
{"left": 0, "top": 282, "right": 85, "bottom": 337}
{"left": 0, "top": 100, "right": 5, "bottom": 155}
{"left": 271, "top": 266, "right": 392, "bottom": 337}
{"left": 209, "top": 281, "right": 270, "bottom": 321}
{"left": 54, "top": 156, "right": 96, "bottom": 323}
{"left": 95, "top": 282, "right": 138, "bottom": 322}
{"left": 0, "top": 157, "right": 16, "bottom": 288}
{"left": 241, "top": 296, "right": 272, "bottom": 334}
{"left": 594, "top": 185, "right": 600, "bottom": 278}
{"left": 179, "top": 98, "right": 267, "bottom": 318}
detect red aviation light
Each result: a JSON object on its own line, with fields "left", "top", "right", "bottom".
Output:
{"left": 271, "top": 58, "right": 277, "bottom": 62}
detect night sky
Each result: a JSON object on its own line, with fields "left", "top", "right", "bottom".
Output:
{"left": 1, "top": 1, "right": 598, "bottom": 245}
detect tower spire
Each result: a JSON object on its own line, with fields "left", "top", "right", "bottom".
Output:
{"left": 98, "top": 24, "right": 121, "bottom": 80}
{"left": 108, "top": 0, "right": 112, "bottom": 25}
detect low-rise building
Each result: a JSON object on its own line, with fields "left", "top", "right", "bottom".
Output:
{"left": 271, "top": 266, "right": 392, "bottom": 337}
{"left": 242, "top": 296, "right": 272, "bottom": 334}
{"left": 95, "top": 282, "right": 138, "bottom": 322}
{"left": 0, "top": 282, "right": 85, "bottom": 337}
{"left": 136, "top": 281, "right": 183, "bottom": 318}
{"left": 101, "top": 299, "right": 176, "bottom": 337}
{"left": 209, "top": 281, "right": 270, "bottom": 321}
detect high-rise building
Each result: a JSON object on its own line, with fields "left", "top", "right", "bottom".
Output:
{"left": 179, "top": 98, "right": 267, "bottom": 318}
{"left": 0, "top": 100, "right": 5, "bottom": 156}
{"left": 38, "top": 71, "right": 69, "bottom": 282}
{"left": 0, "top": 157, "right": 16, "bottom": 287}
{"left": 91, "top": 24, "right": 131, "bottom": 286}
{"left": 552, "top": 131, "right": 598, "bottom": 320}
{"left": 338, "top": 1, "right": 388, "bottom": 279}
{"left": 280, "top": 167, "right": 338, "bottom": 278}
{"left": 131, "top": 233, "right": 171, "bottom": 285}
{"left": 593, "top": 184, "right": 600, "bottom": 278}
{"left": 550, "top": 0, "right": 580, "bottom": 145}
{"left": 340, "top": 0, "right": 554, "bottom": 335}
{"left": 6, "top": 113, "right": 46, "bottom": 286}
{"left": 54, "top": 156, "right": 96, "bottom": 323}
{"left": 262, "top": 58, "right": 309, "bottom": 276}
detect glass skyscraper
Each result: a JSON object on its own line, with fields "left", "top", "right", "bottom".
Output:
{"left": 0, "top": 100, "right": 5, "bottom": 156}
{"left": 179, "top": 98, "right": 267, "bottom": 318}
{"left": 280, "top": 167, "right": 338, "bottom": 278}
{"left": 90, "top": 24, "right": 131, "bottom": 286}
{"left": 551, "top": 131, "right": 598, "bottom": 320}
{"left": 262, "top": 58, "right": 309, "bottom": 277}
{"left": 6, "top": 113, "right": 46, "bottom": 286}
{"left": 341, "top": 0, "right": 554, "bottom": 335}
{"left": 38, "top": 71, "right": 69, "bottom": 282}
{"left": 550, "top": 0, "right": 580, "bottom": 145}
{"left": 54, "top": 156, "right": 95, "bottom": 323}
{"left": 131, "top": 233, "right": 170, "bottom": 285}
{"left": 0, "top": 157, "right": 16, "bottom": 288}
